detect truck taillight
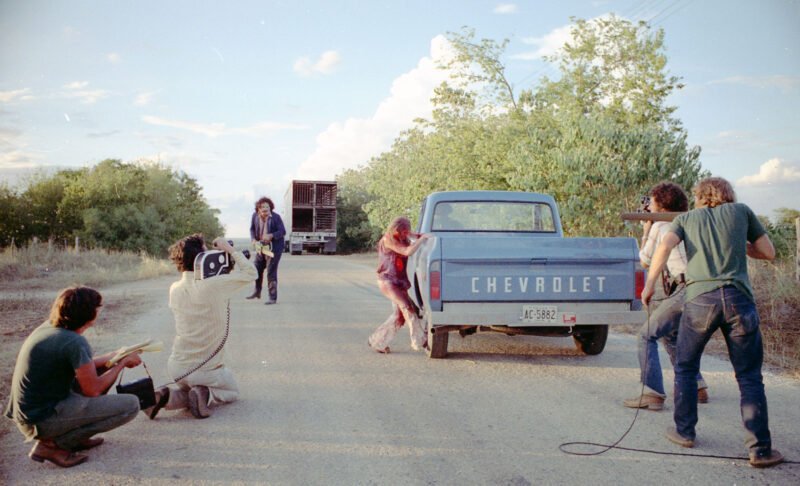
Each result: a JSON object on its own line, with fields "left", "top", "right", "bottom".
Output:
{"left": 430, "top": 270, "right": 441, "bottom": 300}
{"left": 635, "top": 268, "right": 646, "bottom": 299}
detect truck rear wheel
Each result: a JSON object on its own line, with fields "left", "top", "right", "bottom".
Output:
{"left": 572, "top": 325, "right": 609, "bottom": 355}
{"left": 426, "top": 326, "right": 449, "bottom": 359}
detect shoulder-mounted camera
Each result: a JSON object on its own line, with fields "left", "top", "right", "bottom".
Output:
{"left": 194, "top": 241, "right": 250, "bottom": 280}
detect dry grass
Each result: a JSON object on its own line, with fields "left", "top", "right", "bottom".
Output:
{"left": 618, "top": 259, "right": 800, "bottom": 378}
{"left": 0, "top": 244, "right": 173, "bottom": 291}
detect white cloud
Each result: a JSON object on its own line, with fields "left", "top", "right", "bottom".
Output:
{"left": 709, "top": 75, "right": 800, "bottom": 92}
{"left": 513, "top": 24, "right": 574, "bottom": 60}
{"left": 134, "top": 91, "right": 157, "bottom": 106}
{"left": 295, "top": 35, "right": 455, "bottom": 180}
{"left": 64, "top": 81, "right": 89, "bottom": 90}
{"left": 293, "top": 50, "right": 341, "bottom": 77}
{"left": 107, "top": 52, "right": 121, "bottom": 63}
{"left": 0, "top": 127, "right": 41, "bottom": 169}
{"left": 61, "top": 81, "right": 110, "bottom": 104}
{"left": 512, "top": 14, "right": 617, "bottom": 61}
{"left": 142, "top": 115, "right": 309, "bottom": 138}
{"left": 493, "top": 3, "right": 518, "bottom": 14}
{"left": 0, "top": 88, "right": 34, "bottom": 103}
{"left": 737, "top": 158, "right": 800, "bottom": 187}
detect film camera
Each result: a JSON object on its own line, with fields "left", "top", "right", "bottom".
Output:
{"left": 194, "top": 241, "right": 250, "bottom": 280}
{"left": 637, "top": 195, "right": 651, "bottom": 213}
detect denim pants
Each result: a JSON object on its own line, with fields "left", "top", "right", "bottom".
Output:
{"left": 674, "top": 285, "right": 772, "bottom": 454}
{"left": 28, "top": 391, "right": 139, "bottom": 450}
{"left": 254, "top": 250, "right": 282, "bottom": 301}
{"left": 639, "top": 284, "right": 705, "bottom": 396}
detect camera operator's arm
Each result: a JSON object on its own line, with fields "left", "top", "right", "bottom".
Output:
{"left": 76, "top": 352, "right": 142, "bottom": 397}
{"left": 209, "top": 237, "right": 257, "bottom": 286}
{"left": 642, "top": 231, "right": 680, "bottom": 307}
{"left": 639, "top": 221, "right": 657, "bottom": 268}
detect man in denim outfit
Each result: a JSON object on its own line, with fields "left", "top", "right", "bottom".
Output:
{"left": 642, "top": 177, "right": 782, "bottom": 468}
{"left": 624, "top": 181, "right": 708, "bottom": 411}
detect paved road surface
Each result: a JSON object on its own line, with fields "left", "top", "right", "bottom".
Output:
{"left": 2, "top": 254, "right": 799, "bottom": 485}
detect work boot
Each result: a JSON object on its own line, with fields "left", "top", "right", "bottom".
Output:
{"left": 188, "top": 386, "right": 212, "bottom": 419}
{"left": 665, "top": 427, "right": 694, "bottom": 448}
{"left": 697, "top": 387, "right": 709, "bottom": 404}
{"left": 623, "top": 393, "right": 665, "bottom": 410}
{"left": 246, "top": 292, "right": 261, "bottom": 300}
{"left": 749, "top": 449, "right": 784, "bottom": 468}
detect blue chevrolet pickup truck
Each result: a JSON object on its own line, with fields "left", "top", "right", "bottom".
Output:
{"left": 409, "top": 191, "right": 647, "bottom": 358}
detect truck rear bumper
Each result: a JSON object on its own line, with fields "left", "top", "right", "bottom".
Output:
{"left": 430, "top": 302, "right": 646, "bottom": 327}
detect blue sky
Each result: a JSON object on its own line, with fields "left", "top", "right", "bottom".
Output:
{"left": 1, "top": 0, "right": 798, "bottom": 237}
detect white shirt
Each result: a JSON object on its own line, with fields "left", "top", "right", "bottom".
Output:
{"left": 639, "top": 221, "right": 687, "bottom": 277}
{"left": 167, "top": 251, "right": 256, "bottom": 374}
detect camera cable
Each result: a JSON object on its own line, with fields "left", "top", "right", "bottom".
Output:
{"left": 558, "top": 290, "right": 799, "bottom": 466}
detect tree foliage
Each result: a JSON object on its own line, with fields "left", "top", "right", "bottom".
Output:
{"left": 354, "top": 17, "right": 706, "bottom": 237}
{"left": 0, "top": 159, "right": 223, "bottom": 255}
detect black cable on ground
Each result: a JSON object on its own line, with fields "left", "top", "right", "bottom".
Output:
{"left": 558, "top": 296, "right": 799, "bottom": 466}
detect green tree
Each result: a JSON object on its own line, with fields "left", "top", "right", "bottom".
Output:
{"left": 536, "top": 15, "right": 683, "bottom": 131}
{"left": 0, "top": 183, "right": 23, "bottom": 246}
{"left": 336, "top": 168, "right": 381, "bottom": 253}
{"left": 763, "top": 207, "right": 800, "bottom": 261}
{"left": 6, "top": 159, "right": 223, "bottom": 255}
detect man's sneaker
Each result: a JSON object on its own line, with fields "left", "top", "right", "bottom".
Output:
{"left": 749, "top": 449, "right": 784, "bottom": 468}
{"left": 623, "top": 393, "right": 665, "bottom": 410}
{"left": 665, "top": 427, "right": 694, "bottom": 448}
{"left": 697, "top": 387, "right": 709, "bottom": 404}
{"left": 188, "top": 386, "right": 212, "bottom": 419}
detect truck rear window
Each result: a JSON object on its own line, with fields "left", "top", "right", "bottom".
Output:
{"left": 432, "top": 201, "right": 556, "bottom": 232}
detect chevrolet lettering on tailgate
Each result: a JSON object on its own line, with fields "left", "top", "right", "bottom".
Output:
{"left": 407, "top": 191, "right": 647, "bottom": 359}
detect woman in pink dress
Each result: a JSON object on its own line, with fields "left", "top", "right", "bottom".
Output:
{"left": 368, "top": 217, "right": 429, "bottom": 353}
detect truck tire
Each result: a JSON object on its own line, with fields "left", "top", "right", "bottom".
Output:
{"left": 572, "top": 325, "right": 609, "bottom": 355}
{"left": 426, "top": 326, "right": 449, "bottom": 359}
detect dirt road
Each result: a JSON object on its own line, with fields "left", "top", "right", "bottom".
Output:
{"left": 2, "top": 254, "right": 799, "bottom": 484}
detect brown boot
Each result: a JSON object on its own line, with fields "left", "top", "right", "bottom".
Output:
{"left": 72, "top": 436, "right": 104, "bottom": 451}
{"left": 697, "top": 387, "right": 709, "bottom": 404}
{"left": 623, "top": 393, "right": 665, "bottom": 410}
{"left": 749, "top": 449, "right": 784, "bottom": 468}
{"left": 29, "top": 440, "right": 88, "bottom": 467}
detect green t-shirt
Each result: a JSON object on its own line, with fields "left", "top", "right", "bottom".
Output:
{"left": 670, "top": 203, "right": 766, "bottom": 303}
{"left": 4, "top": 322, "right": 93, "bottom": 425}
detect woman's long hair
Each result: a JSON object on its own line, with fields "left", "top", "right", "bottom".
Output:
{"left": 385, "top": 217, "right": 411, "bottom": 245}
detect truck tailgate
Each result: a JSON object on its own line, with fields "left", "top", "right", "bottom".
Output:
{"left": 440, "top": 236, "right": 638, "bottom": 302}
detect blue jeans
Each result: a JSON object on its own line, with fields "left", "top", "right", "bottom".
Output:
{"left": 674, "top": 286, "right": 771, "bottom": 454}
{"left": 639, "top": 284, "right": 705, "bottom": 395}
{"left": 253, "top": 249, "right": 282, "bottom": 301}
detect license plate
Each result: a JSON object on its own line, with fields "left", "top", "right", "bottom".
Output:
{"left": 521, "top": 305, "right": 558, "bottom": 323}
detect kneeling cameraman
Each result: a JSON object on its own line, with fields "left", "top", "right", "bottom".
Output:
{"left": 148, "top": 234, "right": 256, "bottom": 419}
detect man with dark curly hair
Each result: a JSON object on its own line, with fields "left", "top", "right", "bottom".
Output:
{"left": 247, "top": 196, "right": 286, "bottom": 304}
{"left": 643, "top": 177, "right": 782, "bottom": 468}
{"left": 624, "top": 181, "right": 709, "bottom": 411}
{"left": 152, "top": 234, "right": 256, "bottom": 420}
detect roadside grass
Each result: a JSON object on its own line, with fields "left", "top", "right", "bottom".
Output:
{"left": 0, "top": 244, "right": 174, "bottom": 448}
{"left": 617, "top": 259, "right": 800, "bottom": 378}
